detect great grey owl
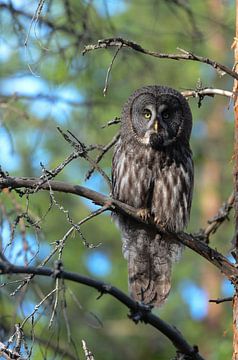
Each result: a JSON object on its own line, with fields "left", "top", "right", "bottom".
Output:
{"left": 112, "top": 85, "right": 193, "bottom": 307}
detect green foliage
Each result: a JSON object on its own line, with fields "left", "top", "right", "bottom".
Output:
{"left": 0, "top": 1, "right": 235, "bottom": 359}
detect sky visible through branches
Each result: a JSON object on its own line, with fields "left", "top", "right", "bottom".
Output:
{"left": 0, "top": 0, "right": 235, "bottom": 323}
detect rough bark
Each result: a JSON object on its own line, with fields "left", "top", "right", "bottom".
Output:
{"left": 233, "top": 2, "right": 238, "bottom": 358}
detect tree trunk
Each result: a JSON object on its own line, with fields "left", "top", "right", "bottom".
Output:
{"left": 233, "top": 1, "right": 238, "bottom": 358}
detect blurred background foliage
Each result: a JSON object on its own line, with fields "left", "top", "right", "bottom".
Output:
{"left": 0, "top": 0, "right": 236, "bottom": 359}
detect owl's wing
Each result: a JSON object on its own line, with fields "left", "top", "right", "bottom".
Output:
{"left": 128, "top": 161, "right": 193, "bottom": 307}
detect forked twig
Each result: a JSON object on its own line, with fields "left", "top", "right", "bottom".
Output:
{"left": 83, "top": 37, "right": 238, "bottom": 80}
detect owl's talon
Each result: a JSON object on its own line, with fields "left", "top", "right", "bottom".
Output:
{"left": 137, "top": 208, "right": 151, "bottom": 222}
{"left": 154, "top": 216, "right": 167, "bottom": 229}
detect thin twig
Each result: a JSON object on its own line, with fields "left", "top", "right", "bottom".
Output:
{"left": 82, "top": 38, "right": 238, "bottom": 80}
{"left": 20, "top": 288, "right": 57, "bottom": 328}
{"left": 0, "top": 175, "right": 237, "bottom": 283}
{"left": 24, "top": 0, "right": 45, "bottom": 47}
{"left": 103, "top": 45, "right": 122, "bottom": 96}
{"left": 0, "top": 341, "right": 21, "bottom": 360}
{"left": 14, "top": 324, "right": 23, "bottom": 353}
{"left": 209, "top": 296, "right": 233, "bottom": 304}
{"left": 194, "top": 192, "right": 234, "bottom": 243}
{"left": 181, "top": 88, "right": 233, "bottom": 99}
{"left": 82, "top": 340, "right": 95, "bottom": 360}
{"left": 58, "top": 127, "right": 112, "bottom": 189}
{"left": 101, "top": 117, "right": 121, "bottom": 128}
{"left": 49, "top": 277, "right": 60, "bottom": 328}
{"left": 0, "top": 261, "right": 204, "bottom": 360}
{"left": 85, "top": 132, "right": 120, "bottom": 181}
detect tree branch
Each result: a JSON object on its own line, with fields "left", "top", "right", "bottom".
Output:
{"left": 182, "top": 88, "right": 233, "bottom": 99}
{"left": 194, "top": 192, "right": 234, "bottom": 243}
{"left": 209, "top": 297, "right": 233, "bottom": 304}
{"left": 82, "top": 38, "right": 238, "bottom": 80}
{"left": 0, "top": 341, "right": 20, "bottom": 360}
{"left": 0, "top": 260, "right": 204, "bottom": 360}
{"left": 0, "top": 3, "right": 81, "bottom": 38}
{"left": 0, "top": 175, "right": 237, "bottom": 282}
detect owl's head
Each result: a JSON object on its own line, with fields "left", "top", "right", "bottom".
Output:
{"left": 121, "top": 85, "right": 192, "bottom": 149}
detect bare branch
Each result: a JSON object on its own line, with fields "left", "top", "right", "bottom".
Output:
{"left": 0, "top": 261, "right": 204, "bottom": 360}
{"left": 0, "top": 175, "right": 236, "bottom": 283}
{"left": 103, "top": 45, "right": 122, "bottom": 96}
{"left": 0, "top": 341, "right": 21, "bottom": 360}
{"left": 0, "top": 3, "right": 81, "bottom": 38}
{"left": 101, "top": 117, "right": 121, "bottom": 128}
{"left": 209, "top": 297, "right": 233, "bottom": 304}
{"left": 82, "top": 38, "right": 238, "bottom": 80}
{"left": 194, "top": 192, "right": 234, "bottom": 243}
{"left": 0, "top": 93, "right": 99, "bottom": 107}
{"left": 58, "top": 128, "right": 111, "bottom": 189}
{"left": 85, "top": 132, "right": 120, "bottom": 181}
{"left": 182, "top": 88, "right": 233, "bottom": 99}
{"left": 82, "top": 340, "right": 95, "bottom": 360}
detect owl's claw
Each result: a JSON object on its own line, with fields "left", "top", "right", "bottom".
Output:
{"left": 154, "top": 216, "right": 167, "bottom": 229}
{"left": 137, "top": 208, "right": 151, "bottom": 222}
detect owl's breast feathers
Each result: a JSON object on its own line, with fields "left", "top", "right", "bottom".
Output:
{"left": 112, "top": 137, "right": 193, "bottom": 306}
{"left": 112, "top": 138, "right": 193, "bottom": 232}
{"left": 112, "top": 85, "right": 193, "bottom": 306}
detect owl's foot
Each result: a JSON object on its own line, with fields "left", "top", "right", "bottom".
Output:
{"left": 153, "top": 216, "right": 167, "bottom": 230}
{"left": 137, "top": 208, "right": 151, "bottom": 222}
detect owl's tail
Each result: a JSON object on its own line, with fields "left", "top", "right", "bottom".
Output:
{"left": 123, "top": 229, "right": 182, "bottom": 307}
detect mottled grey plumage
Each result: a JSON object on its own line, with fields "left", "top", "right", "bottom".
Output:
{"left": 112, "top": 85, "right": 193, "bottom": 307}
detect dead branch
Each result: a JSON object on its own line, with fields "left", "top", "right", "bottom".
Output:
{"left": 58, "top": 128, "right": 111, "bottom": 189}
{"left": 82, "top": 340, "right": 95, "bottom": 360}
{"left": 0, "top": 260, "right": 204, "bottom": 360}
{"left": 0, "top": 93, "right": 99, "bottom": 107}
{"left": 103, "top": 45, "right": 122, "bottom": 96}
{"left": 209, "top": 297, "right": 233, "bottom": 304}
{"left": 0, "top": 3, "right": 81, "bottom": 38}
{"left": 101, "top": 117, "right": 121, "bottom": 128}
{"left": 82, "top": 38, "right": 238, "bottom": 80}
{"left": 0, "top": 175, "right": 237, "bottom": 283}
{"left": 0, "top": 341, "right": 21, "bottom": 360}
{"left": 85, "top": 132, "right": 120, "bottom": 181}
{"left": 182, "top": 88, "right": 233, "bottom": 99}
{"left": 194, "top": 192, "right": 234, "bottom": 243}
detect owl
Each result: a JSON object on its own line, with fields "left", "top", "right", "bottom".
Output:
{"left": 112, "top": 85, "right": 193, "bottom": 307}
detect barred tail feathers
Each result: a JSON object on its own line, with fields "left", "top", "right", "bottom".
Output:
{"left": 122, "top": 230, "right": 182, "bottom": 307}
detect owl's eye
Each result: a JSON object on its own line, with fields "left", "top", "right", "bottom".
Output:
{"left": 162, "top": 111, "right": 170, "bottom": 120}
{"left": 143, "top": 109, "right": 152, "bottom": 119}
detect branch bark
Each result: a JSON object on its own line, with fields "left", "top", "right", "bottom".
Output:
{"left": 0, "top": 175, "right": 237, "bottom": 282}
{"left": 82, "top": 38, "right": 238, "bottom": 80}
{"left": 232, "top": 2, "right": 238, "bottom": 358}
{"left": 0, "top": 261, "right": 204, "bottom": 360}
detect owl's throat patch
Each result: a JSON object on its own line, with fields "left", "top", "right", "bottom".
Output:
{"left": 149, "top": 133, "right": 165, "bottom": 149}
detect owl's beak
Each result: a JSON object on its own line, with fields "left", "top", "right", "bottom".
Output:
{"left": 154, "top": 119, "right": 160, "bottom": 132}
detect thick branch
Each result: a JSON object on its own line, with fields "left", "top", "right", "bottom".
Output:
{"left": 0, "top": 175, "right": 237, "bottom": 282}
{"left": 0, "top": 261, "right": 204, "bottom": 360}
{"left": 82, "top": 38, "right": 238, "bottom": 80}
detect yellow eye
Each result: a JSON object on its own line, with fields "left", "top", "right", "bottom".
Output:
{"left": 143, "top": 109, "right": 152, "bottom": 119}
